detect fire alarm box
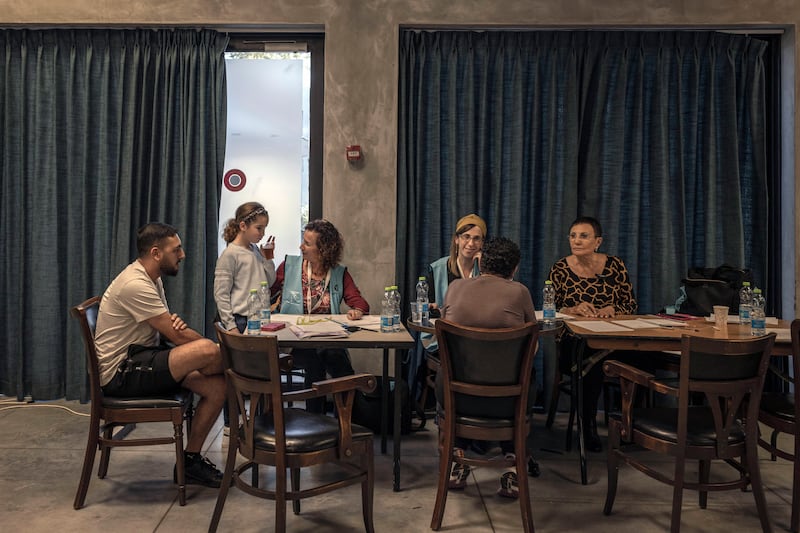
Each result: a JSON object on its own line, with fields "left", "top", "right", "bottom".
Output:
{"left": 346, "top": 145, "right": 362, "bottom": 162}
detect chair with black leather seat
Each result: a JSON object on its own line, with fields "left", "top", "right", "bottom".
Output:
{"left": 758, "top": 319, "right": 800, "bottom": 532}
{"left": 209, "top": 324, "right": 377, "bottom": 533}
{"left": 603, "top": 333, "right": 776, "bottom": 533}
{"left": 430, "top": 319, "right": 539, "bottom": 533}
{"left": 71, "top": 296, "right": 194, "bottom": 510}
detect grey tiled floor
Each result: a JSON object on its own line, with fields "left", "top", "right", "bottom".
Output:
{"left": 0, "top": 398, "right": 795, "bottom": 532}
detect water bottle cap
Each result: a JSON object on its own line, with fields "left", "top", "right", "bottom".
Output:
{"left": 742, "top": 281, "right": 750, "bottom": 287}
{"left": 544, "top": 280, "right": 553, "bottom": 285}
{"left": 753, "top": 287, "right": 762, "bottom": 293}
{"left": 418, "top": 276, "right": 426, "bottom": 281}
{"left": 260, "top": 281, "right": 268, "bottom": 286}
{"left": 250, "top": 288, "right": 258, "bottom": 293}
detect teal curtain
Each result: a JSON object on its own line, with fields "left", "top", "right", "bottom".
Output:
{"left": 0, "top": 29, "right": 229, "bottom": 400}
{"left": 397, "top": 30, "right": 768, "bottom": 315}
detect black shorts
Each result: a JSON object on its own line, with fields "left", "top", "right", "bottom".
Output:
{"left": 102, "top": 344, "right": 182, "bottom": 397}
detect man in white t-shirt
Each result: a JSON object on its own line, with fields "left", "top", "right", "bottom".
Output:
{"left": 95, "top": 222, "right": 225, "bottom": 488}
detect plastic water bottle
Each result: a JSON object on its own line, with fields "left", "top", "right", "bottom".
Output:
{"left": 258, "top": 281, "right": 271, "bottom": 332}
{"left": 416, "top": 276, "right": 429, "bottom": 323}
{"left": 751, "top": 288, "right": 766, "bottom": 336}
{"left": 391, "top": 285, "right": 401, "bottom": 332}
{"left": 738, "top": 281, "right": 752, "bottom": 333}
{"left": 380, "top": 287, "right": 393, "bottom": 333}
{"left": 542, "top": 280, "right": 556, "bottom": 326}
{"left": 247, "top": 289, "right": 261, "bottom": 335}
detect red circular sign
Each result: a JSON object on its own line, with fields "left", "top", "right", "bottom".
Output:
{"left": 223, "top": 169, "right": 246, "bottom": 192}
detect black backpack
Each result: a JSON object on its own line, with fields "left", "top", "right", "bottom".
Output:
{"left": 676, "top": 264, "right": 754, "bottom": 316}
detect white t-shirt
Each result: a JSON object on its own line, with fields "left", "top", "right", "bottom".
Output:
{"left": 94, "top": 260, "right": 169, "bottom": 386}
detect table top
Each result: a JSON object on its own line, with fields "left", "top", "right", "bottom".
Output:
{"left": 270, "top": 321, "right": 415, "bottom": 349}
{"left": 564, "top": 315, "right": 792, "bottom": 356}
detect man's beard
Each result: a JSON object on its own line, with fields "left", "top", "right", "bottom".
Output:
{"left": 160, "top": 262, "right": 180, "bottom": 277}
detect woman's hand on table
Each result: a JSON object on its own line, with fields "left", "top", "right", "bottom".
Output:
{"left": 567, "top": 303, "right": 616, "bottom": 318}
{"left": 347, "top": 308, "right": 365, "bottom": 320}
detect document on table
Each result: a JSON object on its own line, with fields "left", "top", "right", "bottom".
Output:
{"left": 612, "top": 318, "right": 689, "bottom": 329}
{"left": 704, "top": 315, "right": 779, "bottom": 325}
{"left": 274, "top": 314, "right": 350, "bottom": 339}
{"left": 571, "top": 320, "right": 634, "bottom": 332}
{"left": 766, "top": 328, "right": 790, "bottom": 342}
{"left": 535, "top": 310, "right": 574, "bottom": 321}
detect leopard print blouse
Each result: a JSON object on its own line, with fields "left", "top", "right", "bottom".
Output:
{"left": 548, "top": 255, "right": 637, "bottom": 315}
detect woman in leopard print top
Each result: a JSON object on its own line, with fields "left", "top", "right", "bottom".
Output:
{"left": 548, "top": 216, "right": 637, "bottom": 452}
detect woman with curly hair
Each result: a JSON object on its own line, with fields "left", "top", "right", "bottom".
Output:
{"left": 271, "top": 219, "right": 370, "bottom": 413}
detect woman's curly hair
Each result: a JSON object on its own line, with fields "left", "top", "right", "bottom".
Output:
{"left": 305, "top": 219, "right": 344, "bottom": 272}
{"left": 479, "top": 236, "right": 521, "bottom": 279}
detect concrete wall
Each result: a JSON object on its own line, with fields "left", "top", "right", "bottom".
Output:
{"left": 3, "top": 0, "right": 797, "bottom": 324}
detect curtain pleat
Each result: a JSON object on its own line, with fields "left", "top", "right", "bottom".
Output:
{"left": 0, "top": 29, "right": 228, "bottom": 400}
{"left": 397, "top": 29, "right": 768, "bottom": 317}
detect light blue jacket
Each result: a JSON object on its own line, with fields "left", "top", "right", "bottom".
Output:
{"left": 279, "top": 255, "right": 346, "bottom": 314}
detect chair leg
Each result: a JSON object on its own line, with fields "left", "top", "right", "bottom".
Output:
{"left": 73, "top": 413, "right": 100, "bottom": 509}
{"left": 208, "top": 434, "right": 239, "bottom": 533}
{"left": 362, "top": 445, "right": 375, "bottom": 533}
{"left": 791, "top": 432, "right": 800, "bottom": 533}
{"left": 516, "top": 446, "right": 535, "bottom": 533}
{"left": 603, "top": 420, "right": 620, "bottom": 516}
{"left": 98, "top": 425, "right": 114, "bottom": 478}
{"left": 670, "top": 456, "right": 686, "bottom": 533}
{"left": 430, "top": 426, "right": 453, "bottom": 531}
{"left": 275, "top": 465, "right": 287, "bottom": 533}
{"left": 770, "top": 429, "right": 780, "bottom": 461}
{"left": 291, "top": 467, "right": 301, "bottom": 515}
{"left": 565, "top": 390, "right": 576, "bottom": 452}
{"left": 698, "top": 459, "right": 710, "bottom": 509}
{"left": 174, "top": 419, "right": 186, "bottom": 506}
{"left": 745, "top": 443, "right": 773, "bottom": 533}
{"left": 545, "top": 372, "right": 561, "bottom": 428}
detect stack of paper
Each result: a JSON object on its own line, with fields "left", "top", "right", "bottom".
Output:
{"left": 288, "top": 320, "right": 349, "bottom": 339}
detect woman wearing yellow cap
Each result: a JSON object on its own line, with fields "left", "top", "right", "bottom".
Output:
{"left": 427, "top": 213, "right": 487, "bottom": 313}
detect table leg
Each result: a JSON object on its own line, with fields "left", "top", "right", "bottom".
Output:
{"left": 574, "top": 338, "right": 588, "bottom": 485}
{"left": 380, "top": 348, "right": 389, "bottom": 454}
{"left": 393, "top": 348, "right": 403, "bottom": 492}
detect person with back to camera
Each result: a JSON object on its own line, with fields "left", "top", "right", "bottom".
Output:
{"left": 270, "top": 219, "right": 369, "bottom": 413}
{"left": 412, "top": 214, "right": 489, "bottom": 449}
{"left": 213, "top": 201, "right": 276, "bottom": 435}
{"left": 548, "top": 216, "right": 637, "bottom": 452}
{"left": 94, "top": 222, "right": 226, "bottom": 487}
{"left": 438, "top": 236, "right": 536, "bottom": 499}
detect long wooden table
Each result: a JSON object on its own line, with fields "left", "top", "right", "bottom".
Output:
{"left": 564, "top": 315, "right": 792, "bottom": 484}
{"left": 271, "top": 318, "right": 415, "bottom": 492}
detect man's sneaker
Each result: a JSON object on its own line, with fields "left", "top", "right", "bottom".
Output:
{"left": 448, "top": 448, "right": 470, "bottom": 490}
{"left": 497, "top": 471, "right": 519, "bottom": 499}
{"left": 174, "top": 453, "right": 224, "bottom": 488}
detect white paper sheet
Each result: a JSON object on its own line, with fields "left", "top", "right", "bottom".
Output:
{"left": 704, "top": 315, "right": 779, "bottom": 325}
{"left": 766, "top": 328, "right": 790, "bottom": 342}
{"left": 535, "top": 310, "right": 574, "bottom": 321}
{"left": 570, "top": 320, "right": 634, "bottom": 333}
{"left": 609, "top": 319, "right": 683, "bottom": 329}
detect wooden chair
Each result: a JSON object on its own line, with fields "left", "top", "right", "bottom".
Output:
{"left": 209, "top": 324, "right": 377, "bottom": 533}
{"left": 603, "top": 333, "right": 777, "bottom": 533}
{"left": 758, "top": 319, "right": 800, "bottom": 532}
{"left": 71, "top": 296, "right": 194, "bottom": 510}
{"left": 431, "top": 319, "right": 539, "bottom": 533}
